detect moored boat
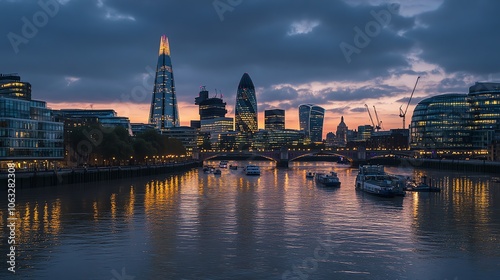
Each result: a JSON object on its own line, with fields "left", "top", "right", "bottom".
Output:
{"left": 213, "top": 169, "right": 222, "bottom": 175}
{"left": 306, "top": 172, "right": 315, "bottom": 179}
{"left": 245, "top": 165, "right": 260, "bottom": 176}
{"left": 315, "top": 172, "right": 341, "bottom": 187}
{"left": 355, "top": 165, "right": 405, "bottom": 197}
{"left": 406, "top": 176, "right": 440, "bottom": 192}
{"left": 219, "top": 161, "right": 228, "bottom": 168}
{"left": 229, "top": 164, "right": 238, "bottom": 170}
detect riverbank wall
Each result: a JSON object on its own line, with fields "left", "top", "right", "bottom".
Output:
{"left": 3, "top": 161, "right": 201, "bottom": 188}
{"left": 367, "top": 158, "right": 500, "bottom": 174}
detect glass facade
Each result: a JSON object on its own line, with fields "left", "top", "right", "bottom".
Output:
{"left": 149, "top": 35, "right": 180, "bottom": 129}
{"left": 55, "top": 109, "right": 133, "bottom": 135}
{"left": 299, "top": 104, "right": 311, "bottom": 137}
{"left": 161, "top": 127, "right": 197, "bottom": 155}
{"left": 410, "top": 93, "right": 473, "bottom": 156}
{"left": 0, "top": 74, "right": 31, "bottom": 100}
{"left": 235, "top": 73, "right": 257, "bottom": 135}
{"left": 265, "top": 109, "right": 285, "bottom": 131}
{"left": 253, "top": 129, "right": 306, "bottom": 150}
{"left": 468, "top": 82, "right": 500, "bottom": 150}
{"left": 0, "top": 97, "right": 64, "bottom": 160}
{"left": 298, "top": 104, "right": 325, "bottom": 143}
{"left": 200, "top": 117, "right": 234, "bottom": 146}
{"left": 358, "top": 125, "right": 373, "bottom": 140}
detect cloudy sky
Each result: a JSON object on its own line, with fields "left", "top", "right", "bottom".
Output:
{"left": 2, "top": 0, "right": 500, "bottom": 137}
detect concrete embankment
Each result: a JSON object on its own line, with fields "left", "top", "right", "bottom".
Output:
{"left": 3, "top": 161, "right": 201, "bottom": 188}
{"left": 367, "top": 157, "right": 500, "bottom": 174}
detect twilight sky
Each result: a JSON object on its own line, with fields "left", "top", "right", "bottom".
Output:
{"left": 2, "top": 0, "right": 500, "bottom": 137}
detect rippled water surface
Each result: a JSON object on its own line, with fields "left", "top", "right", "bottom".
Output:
{"left": 1, "top": 162, "right": 500, "bottom": 279}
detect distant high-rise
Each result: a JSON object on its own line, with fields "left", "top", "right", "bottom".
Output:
{"left": 299, "top": 104, "right": 325, "bottom": 142}
{"left": 336, "top": 116, "right": 348, "bottom": 146}
{"left": 265, "top": 109, "right": 285, "bottom": 130}
{"left": 235, "top": 73, "right": 257, "bottom": 134}
{"left": 149, "top": 35, "right": 180, "bottom": 130}
{"left": 195, "top": 86, "right": 227, "bottom": 120}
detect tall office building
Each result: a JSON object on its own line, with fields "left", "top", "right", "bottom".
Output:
{"left": 358, "top": 125, "right": 374, "bottom": 140}
{"left": 195, "top": 86, "right": 227, "bottom": 120}
{"left": 235, "top": 73, "right": 257, "bottom": 135}
{"left": 299, "top": 104, "right": 325, "bottom": 142}
{"left": 265, "top": 109, "right": 285, "bottom": 130}
{"left": 149, "top": 35, "right": 179, "bottom": 130}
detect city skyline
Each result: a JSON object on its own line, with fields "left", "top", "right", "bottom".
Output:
{"left": 2, "top": 0, "right": 500, "bottom": 138}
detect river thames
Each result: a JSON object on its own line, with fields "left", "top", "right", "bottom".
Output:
{"left": 1, "top": 162, "right": 500, "bottom": 279}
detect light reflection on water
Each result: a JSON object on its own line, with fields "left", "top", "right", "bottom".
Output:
{"left": 1, "top": 162, "right": 499, "bottom": 279}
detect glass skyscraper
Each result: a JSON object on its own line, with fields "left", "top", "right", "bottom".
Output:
{"left": 149, "top": 35, "right": 179, "bottom": 130}
{"left": 299, "top": 104, "right": 325, "bottom": 143}
{"left": 235, "top": 73, "right": 257, "bottom": 135}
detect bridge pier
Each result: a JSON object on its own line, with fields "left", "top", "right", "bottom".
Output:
{"left": 278, "top": 147, "right": 289, "bottom": 168}
{"left": 277, "top": 160, "right": 289, "bottom": 168}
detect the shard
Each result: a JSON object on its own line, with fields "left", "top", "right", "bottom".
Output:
{"left": 149, "top": 35, "right": 180, "bottom": 129}
{"left": 235, "top": 73, "right": 258, "bottom": 135}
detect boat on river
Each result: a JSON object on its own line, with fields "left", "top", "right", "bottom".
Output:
{"left": 406, "top": 176, "right": 440, "bottom": 192}
{"left": 315, "top": 172, "right": 341, "bottom": 188}
{"left": 245, "top": 165, "right": 260, "bottom": 176}
{"left": 355, "top": 165, "right": 405, "bottom": 197}
{"left": 306, "top": 172, "right": 315, "bottom": 179}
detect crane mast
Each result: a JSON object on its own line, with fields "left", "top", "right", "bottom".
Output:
{"left": 399, "top": 76, "right": 420, "bottom": 129}
{"left": 365, "top": 104, "right": 376, "bottom": 130}
{"left": 373, "top": 106, "right": 382, "bottom": 131}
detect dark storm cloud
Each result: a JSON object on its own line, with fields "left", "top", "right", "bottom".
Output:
{"left": 350, "top": 107, "right": 366, "bottom": 113}
{"left": 0, "top": 0, "right": 416, "bottom": 106}
{"left": 328, "top": 106, "right": 351, "bottom": 114}
{"left": 258, "top": 86, "right": 299, "bottom": 103}
{"left": 320, "top": 84, "right": 405, "bottom": 102}
{"left": 408, "top": 0, "right": 500, "bottom": 76}
{"left": 4, "top": 0, "right": 492, "bottom": 111}
{"left": 395, "top": 96, "right": 427, "bottom": 104}
{"left": 433, "top": 75, "right": 472, "bottom": 94}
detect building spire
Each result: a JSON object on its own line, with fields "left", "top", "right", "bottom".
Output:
{"left": 159, "top": 35, "right": 170, "bottom": 55}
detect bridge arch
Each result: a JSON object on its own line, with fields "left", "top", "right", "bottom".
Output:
{"left": 288, "top": 151, "right": 354, "bottom": 163}
{"left": 201, "top": 152, "right": 279, "bottom": 162}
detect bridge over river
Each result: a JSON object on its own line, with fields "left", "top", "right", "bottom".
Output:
{"left": 194, "top": 147, "right": 414, "bottom": 167}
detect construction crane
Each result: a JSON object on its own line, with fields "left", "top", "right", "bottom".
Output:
{"left": 365, "top": 104, "right": 378, "bottom": 131}
{"left": 399, "top": 76, "right": 420, "bottom": 129}
{"left": 373, "top": 105, "right": 382, "bottom": 131}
